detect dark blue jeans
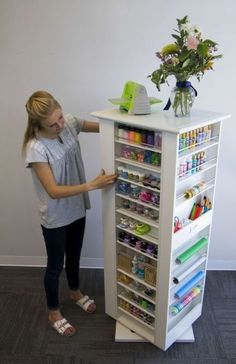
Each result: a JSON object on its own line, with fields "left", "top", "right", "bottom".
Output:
{"left": 41, "top": 217, "right": 86, "bottom": 310}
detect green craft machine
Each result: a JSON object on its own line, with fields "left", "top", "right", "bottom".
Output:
{"left": 109, "top": 81, "right": 161, "bottom": 115}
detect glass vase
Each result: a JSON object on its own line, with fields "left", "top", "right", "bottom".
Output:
{"left": 170, "top": 85, "right": 196, "bottom": 117}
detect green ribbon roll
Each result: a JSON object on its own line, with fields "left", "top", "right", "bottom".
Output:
{"left": 176, "top": 237, "right": 208, "bottom": 264}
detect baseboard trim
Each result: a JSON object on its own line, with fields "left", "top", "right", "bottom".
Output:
{"left": 0, "top": 256, "right": 235, "bottom": 270}
{"left": 0, "top": 256, "right": 104, "bottom": 269}
{"left": 207, "top": 260, "right": 236, "bottom": 270}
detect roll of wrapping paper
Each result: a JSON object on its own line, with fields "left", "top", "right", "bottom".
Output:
{"left": 174, "top": 271, "right": 204, "bottom": 299}
{"left": 170, "top": 286, "right": 201, "bottom": 315}
{"left": 173, "top": 255, "right": 206, "bottom": 284}
{"left": 176, "top": 237, "right": 208, "bottom": 264}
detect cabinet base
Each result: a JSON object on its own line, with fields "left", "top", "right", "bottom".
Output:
{"left": 115, "top": 322, "right": 194, "bottom": 343}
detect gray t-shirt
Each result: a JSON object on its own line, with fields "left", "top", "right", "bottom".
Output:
{"left": 25, "top": 114, "right": 91, "bottom": 228}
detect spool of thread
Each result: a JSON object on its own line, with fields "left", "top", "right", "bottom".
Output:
{"left": 134, "top": 129, "right": 142, "bottom": 144}
{"left": 154, "top": 131, "right": 162, "bottom": 148}
{"left": 147, "top": 131, "right": 155, "bottom": 146}
{"left": 129, "top": 128, "right": 135, "bottom": 142}
{"left": 117, "top": 166, "right": 123, "bottom": 176}
{"left": 123, "top": 126, "right": 128, "bottom": 141}
{"left": 141, "top": 130, "right": 147, "bottom": 145}
{"left": 118, "top": 125, "right": 124, "bottom": 139}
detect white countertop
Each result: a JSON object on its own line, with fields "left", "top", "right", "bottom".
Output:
{"left": 91, "top": 108, "right": 230, "bottom": 134}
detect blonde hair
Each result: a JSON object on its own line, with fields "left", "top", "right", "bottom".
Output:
{"left": 22, "top": 90, "right": 61, "bottom": 156}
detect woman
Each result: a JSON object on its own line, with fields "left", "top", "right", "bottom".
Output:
{"left": 22, "top": 90, "right": 116, "bottom": 337}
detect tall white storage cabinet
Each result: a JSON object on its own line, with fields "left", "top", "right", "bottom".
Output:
{"left": 91, "top": 108, "right": 230, "bottom": 351}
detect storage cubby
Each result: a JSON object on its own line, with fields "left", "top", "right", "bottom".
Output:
{"left": 92, "top": 108, "right": 230, "bottom": 350}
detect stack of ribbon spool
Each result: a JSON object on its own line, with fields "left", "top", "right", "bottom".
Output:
{"left": 184, "top": 181, "right": 206, "bottom": 199}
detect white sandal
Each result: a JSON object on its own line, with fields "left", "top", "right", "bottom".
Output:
{"left": 75, "top": 295, "right": 96, "bottom": 313}
{"left": 51, "top": 318, "right": 76, "bottom": 337}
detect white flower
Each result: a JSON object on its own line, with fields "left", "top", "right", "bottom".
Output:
{"left": 180, "top": 22, "right": 191, "bottom": 33}
{"left": 189, "top": 25, "right": 201, "bottom": 37}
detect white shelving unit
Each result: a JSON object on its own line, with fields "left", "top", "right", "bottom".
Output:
{"left": 91, "top": 108, "right": 230, "bottom": 351}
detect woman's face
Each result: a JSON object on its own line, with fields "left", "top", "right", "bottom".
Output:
{"left": 40, "top": 108, "right": 65, "bottom": 138}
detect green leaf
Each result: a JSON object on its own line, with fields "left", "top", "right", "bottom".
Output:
{"left": 177, "top": 16, "right": 188, "bottom": 26}
{"left": 149, "top": 69, "right": 164, "bottom": 91}
{"left": 182, "top": 59, "right": 190, "bottom": 68}
{"left": 178, "top": 50, "right": 191, "bottom": 62}
{"left": 197, "top": 43, "right": 209, "bottom": 57}
{"left": 203, "top": 39, "right": 217, "bottom": 47}
{"left": 171, "top": 34, "right": 181, "bottom": 41}
{"left": 214, "top": 54, "right": 223, "bottom": 59}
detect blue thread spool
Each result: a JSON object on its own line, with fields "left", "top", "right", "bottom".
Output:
{"left": 147, "top": 131, "right": 154, "bottom": 146}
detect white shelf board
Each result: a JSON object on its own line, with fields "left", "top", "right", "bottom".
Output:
{"left": 116, "top": 192, "right": 160, "bottom": 211}
{"left": 116, "top": 208, "right": 159, "bottom": 228}
{"left": 175, "top": 180, "right": 215, "bottom": 207}
{"left": 178, "top": 137, "right": 219, "bottom": 160}
{"left": 115, "top": 138, "right": 162, "bottom": 153}
{"left": 115, "top": 322, "right": 194, "bottom": 343}
{"left": 117, "top": 281, "right": 156, "bottom": 304}
{"left": 116, "top": 225, "right": 158, "bottom": 245}
{"left": 118, "top": 307, "right": 155, "bottom": 330}
{"left": 117, "top": 268, "right": 156, "bottom": 291}
{"left": 177, "top": 158, "right": 217, "bottom": 185}
{"left": 116, "top": 157, "right": 161, "bottom": 173}
{"left": 117, "top": 240, "right": 158, "bottom": 262}
{"left": 115, "top": 321, "right": 146, "bottom": 342}
{"left": 92, "top": 108, "right": 230, "bottom": 134}
{"left": 118, "top": 293, "right": 156, "bottom": 318}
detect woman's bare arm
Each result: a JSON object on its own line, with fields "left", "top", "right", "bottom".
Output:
{"left": 31, "top": 162, "right": 116, "bottom": 199}
{"left": 81, "top": 121, "right": 99, "bottom": 133}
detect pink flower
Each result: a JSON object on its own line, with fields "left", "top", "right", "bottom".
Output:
{"left": 185, "top": 36, "right": 199, "bottom": 50}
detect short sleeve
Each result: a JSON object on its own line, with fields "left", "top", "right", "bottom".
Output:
{"left": 25, "top": 140, "right": 48, "bottom": 168}
{"left": 64, "top": 114, "right": 85, "bottom": 135}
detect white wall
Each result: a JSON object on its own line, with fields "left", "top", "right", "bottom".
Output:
{"left": 0, "top": 0, "right": 235, "bottom": 269}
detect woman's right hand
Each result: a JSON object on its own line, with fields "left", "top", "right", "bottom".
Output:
{"left": 88, "top": 169, "right": 117, "bottom": 190}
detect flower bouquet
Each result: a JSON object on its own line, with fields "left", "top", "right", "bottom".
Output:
{"left": 149, "top": 16, "right": 222, "bottom": 116}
